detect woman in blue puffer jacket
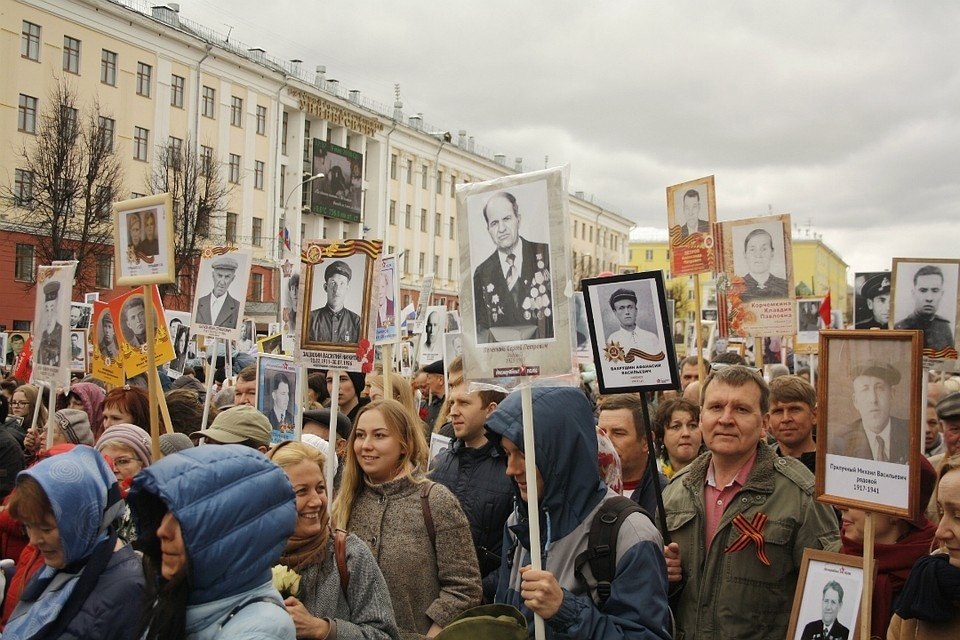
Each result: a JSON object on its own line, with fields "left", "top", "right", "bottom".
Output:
{"left": 128, "top": 444, "right": 298, "bottom": 639}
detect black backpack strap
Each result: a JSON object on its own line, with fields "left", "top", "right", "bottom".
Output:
{"left": 220, "top": 596, "right": 283, "bottom": 630}
{"left": 334, "top": 528, "right": 350, "bottom": 597}
{"left": 573, "top": 496, "right": 650, "bottom": 608}
{"left": 420, "top": 480, "right": 436, "bottom": 547}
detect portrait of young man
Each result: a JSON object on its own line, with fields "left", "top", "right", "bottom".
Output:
{"left": 893, "top": 263, "right": 957, "bottom": 356}
{"left": 307, "top": 259, "right": 363, "bottom": 344}
{"left": 855, "top": 272, "right": 891, "bottom": 330}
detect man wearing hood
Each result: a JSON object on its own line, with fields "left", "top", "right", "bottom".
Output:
{"left": 486, "top": 386, "right": 671, "bottom": 639}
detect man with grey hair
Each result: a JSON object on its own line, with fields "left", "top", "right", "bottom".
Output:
{"left": 195, "top": 257, "right": 240, "bottom": 328}
{"left": 662, "top": 365, "right": 840, "bottom": 640}
{"left": 894, "top": 264, "right": 956, "bottom": 357}
{"left": 829, "top": 360, "right": 909, "bottom": 464}
{"left": 800, "top": 581, "right": 849, "bottom": 640}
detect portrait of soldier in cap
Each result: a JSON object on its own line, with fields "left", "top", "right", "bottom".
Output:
{"left": 606, "top": 287, "right": 661, "bottom": 355}
{"left": 893, "top": 263, "right": 957, "bottom": 356}
{"left": 195, "top": 256, "right": 241, "bottom": 328}
{"left": 308, "top": 259, "right": 362, "bottom": 344}
{"left": 36, "top": 280, "right": 64, "bottom": 366}
{"left": 855, "top": 272, "right": 891, "bottom": 329}
{"left": 828, "top": 360, "right": 910, "bottom": 464}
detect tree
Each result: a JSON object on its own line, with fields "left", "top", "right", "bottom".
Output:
{"left": 1, "top": 81, "right": 122, "bottom": 292}
{"left": 148, "top": 137, "right": 230, "bottom": 301}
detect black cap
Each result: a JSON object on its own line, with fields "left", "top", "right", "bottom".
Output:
{"left": 324, "top": 260, "right": 352, "bottom": 282}
{"left": 851, "top": 360, "right": 900, "bottom": 386}
{"left": 302, "top": 408, "right": 353, "bottom": 440}
{"left": 422, "top": 359, "right": 444, "bottom": 375}
{"left": 861, "top": 273, "right": 891, "bottom": 300}
{"left": 609, "top": 288, "right": 637, "bottom": 310}
{"left": 43, "top": 281, "right": 61, "bottom": 301}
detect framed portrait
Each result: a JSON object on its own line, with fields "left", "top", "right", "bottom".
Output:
{"left": 686, "top": 320, "right": 716, "bottom": 361}
{"left": 412, "top": 274, "right": 436, "bottom": 335}
{"left": 891, "top": 258, "right": 959, "bottom": 363}
{"left": 717, "top": 214, "right": 795, "bottom": 337}
{"left": 70, "top": 303, "right": 93, "bottom": 329}
{"left": 108, "top": 286, "right": 175, "bottom": 379}
{"left": 457, "top": 166, "right": 574, "bottom": 382}
{"left": 816, "top": 330, "right": 923, "bottom": 519}
{"left": 0, "top": 334, "right": 7, "bottom": 370}
{"left": 168, "top": 325, "right": 192, "bottom": 376}
{"left": 786, "top": 549, "right": 867, "bottom": 640}
{"left": 257, "top": 354, "right": 299, "bottom": 444}
{"left": 238, "top": 319, "right": 256, "bottom": 354}
{"left": 84, "top": 292, "right": 100, "bottom": 304}
{"left": 854, "top": 271, "right": 890, "bottom": 330}
{"left": 667, "top": 175, "right": 717, "bottom": 277}
{"left": 374, "top": 255, "right": 399, "bottom": 345}
{"left": 258, "top": 333, "right": 283, "bottom": 355}
{"left": 581, "top": 271, "right": 679, "bottom": 393}
{"left": 726, "top": 338, "right": 747, "bottom": 357}
{"left": 280, "top": 259, "right": 300, "bottom": 337}
{"left": 113, "top": 193, "right": 175, "bottom": 286}
{"left": 91, "top": 301, "right": 123, "bottom": 386}
{"left": 31, "top": 262, "right": 77, "bottom": 388}
{"left": 418, "top": 305, "right": 446, "bottom": 366}
{"left": 190, "top": 247, "right": 252, "bottom": 341}
{"left": 5, "top": 332, "right": 28, "bottom": 367}
{"left": 796, "top": 296, "right": 824, "bottom": 354}
{"left": 445, "top": 332, "right": 464, "bottom": 364}
{"left": 701, "top": 308, "right": 718, "bottom": 323}
{"left": 69, "top": 330, "right": 88, "bottom": 373}
{"left": 618, "top": 265, "right": 638, "bottom": 275}
{"left": 297, "top": 239, "right": 382, "bottom": 372}
{"left": 573, "top": 292, "right": 594, "bottom": 364}
{"left": 396, "top": 339, "right": 415, "bottom": 377}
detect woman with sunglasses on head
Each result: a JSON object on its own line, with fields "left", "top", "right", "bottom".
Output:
{"left": 652, "top": 397, "right": 703, "bottom": 479}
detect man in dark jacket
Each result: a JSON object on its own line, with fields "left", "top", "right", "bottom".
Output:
{"left": 429, "top": 356, "right": 511, "bottom": 601}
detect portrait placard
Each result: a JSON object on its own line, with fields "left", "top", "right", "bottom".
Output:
{"left": 70, "top": 303, "right": 92, "bottom": 329}
{"left": 854, "top": 271, "right": 891, "bottom": 330}
{"left": 667, "top": 175, "right": 717, "bottom": 277}
{"left": 716, "top": 214, "right": 795, "bottom": 337}
{"left": 190, "top": 247, "right": 252, "bottom": 341}
{"left": 258, "top": 333, "right": 283, "bottom": 355}
{"left": 412, "top": 274, "right": 436, "bottom": 335}
{"left": 0, "top": 334, "right": 7, "bottom": 370}
{"left": 374, "top": 254, "right": 399, "bottom": 345}
{"left": 113, "top": 193, "right": 175, "bottom": 286}
{"left": 581, "top": 271, "right": 679, "bottom": 393}
{"left": 31, "top": 262, "right": 76, "bottom": 389}
{"left": 457, "top": 166, "right": 574, "bottom": 382}
{"left": 108, "top": 287, "right": 175, "bottom": 378}
{"left": 165, "top": 310, "right": 192, "bottom": 377}
{"left": 296, "top": 239, "right": 382, "bottom": 372}
{"left": 786, "top": 549, "right": 867, "bottom": 640}
{"left": 686, "top": 320, "right": 716, "bottom": 361}
{"left": 91, "top": 301, "right": 123, "bottom": 385}
{"left": 396, "top": 339, "right": 415, "bottom": 377}
{"left": 891, "top": 258, "right": 959, "bottom": 364}
{"left": 418, "top": 305, "right": 446, "bottom": 366}
{"left": 445, "top": 332, "right": 464, "bottom": 364}
{"left": 816, "top": 330, "right": 923, "bottom": 519}
{"left": 5, "top": 332, "right": 28, "bottom": 367}
{"left": 257, "top": 354, "right": 299, "bottom": 444}
{"left": 573, "top": 292, "right": 594, "bottom": 364}
{"left": 796, "top": 296, "right": 823, "bottom": 354}
{"left": 280, "top": 259, "right": 300, "bottom": 339}
{"left": 84, "top": 292, "right": 100, "bottom": 304}
{"left": 68, "top": 330, "right": 88, "bottom": 373}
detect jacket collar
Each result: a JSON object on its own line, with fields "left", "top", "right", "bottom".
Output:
{"left": 680, "top": 444, "right": 778, "bottom": 495}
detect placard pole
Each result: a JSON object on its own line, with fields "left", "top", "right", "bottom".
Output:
{"left": 326, "top": 370, "right": 340, "bottom": 508}
{"left": 860, "top": 511, "right": 875, "bottom": 640}
{"left": 640, "top": 391, "right": 670, "bottom": 544}
{"left": 521, "top": 385, "right": 545, "bottom": 640}
{"left": 694, "top": 273, "right": 705, "bottom": 381}
{"left": 144, "top": 285, "right": 160, "bottom": 461}
{"left": 199, "top": 338, "right": 217, "bottom": 432}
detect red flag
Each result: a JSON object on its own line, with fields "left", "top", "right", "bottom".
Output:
{"left": 818, "top": 290, "right": 831, "bottom": 328}
{"left": 13, "top": 335, "right": 32, "bottom": 382}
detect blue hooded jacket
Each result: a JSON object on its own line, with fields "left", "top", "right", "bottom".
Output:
{"left": 486, "top": 387, "right": 671, "bottom": 640}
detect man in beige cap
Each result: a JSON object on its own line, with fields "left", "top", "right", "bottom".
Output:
{"left": 195, "top": 256, "right": 240, "bottom": 328}
{"left": 308, "top": 259, "right": 361, "bottom": 343}
{"left": 829, "top": 360, "right": 909, "bottom": 463}
{"left": 191, "top": 404, "right": 271, "bottom": 452}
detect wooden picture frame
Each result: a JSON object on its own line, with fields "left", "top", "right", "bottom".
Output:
{"left": 890, "top": 257, "right": 960, "bottom": 364}
{"left": 816, "top": 330, "right": 923, "bottom": 519}
{"left": 113, "top": 193, "right": 176, "bottom": 286}
{"left": 69, "top": 329, "right": 88, "bottom": 373}
{"left": 786, "top": 549, "right": 868, "bottom": 640}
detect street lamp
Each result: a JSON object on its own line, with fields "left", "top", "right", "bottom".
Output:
{"left": 277, "top": 172, "right": 324, "bottom": 258}
{"left": 283, "top": 171, "right": 324, "bottom": 210}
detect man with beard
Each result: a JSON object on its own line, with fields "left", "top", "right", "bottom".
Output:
{"left": 36, "top": 281, "right": 63, "bottom": 366}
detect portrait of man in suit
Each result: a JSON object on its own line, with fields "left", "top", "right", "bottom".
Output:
{"left": 376, "top": 267, "right": 395, "bottom": 331}
{"left": 195, "top": 257, "right": 241, "bottom": 329}
{"left": 266, "top": 373, "right": 296, "bottom": 431}
{"left": 676, "top": 189, "right": 710, "bottom": 239}
{"left": 799, "top": 581, "right": 849, "bottom": 640}
{"left": 472, "top": 191, "right": 554, "bottom": 344}
{"left": 739, "top": 228, "right": 789, "bottom": 302}
{"left": 828, "top": 360, "right": 909, "bottom": 464}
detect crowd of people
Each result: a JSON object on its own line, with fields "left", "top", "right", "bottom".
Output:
{"left": 0, "top": 344, "right": 957, "bottom": 639}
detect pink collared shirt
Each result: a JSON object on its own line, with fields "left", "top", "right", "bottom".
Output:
{"left": 704, "top": 449, "right": 759, "bottom": 549}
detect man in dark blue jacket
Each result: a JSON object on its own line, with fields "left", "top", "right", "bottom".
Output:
{"left": 430, "top": 356, "right": 511, "bottom": 601}
{"left": 487, "top": 387, "right": 671, "bottom": 639}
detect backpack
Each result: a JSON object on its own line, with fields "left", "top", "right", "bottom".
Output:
{"left": 573, "top": 495, "right": 652, "bottom": 607}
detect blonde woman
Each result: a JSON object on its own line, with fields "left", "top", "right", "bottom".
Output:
{"left": 331, "top": 400, "right": 481, "bottom": 639}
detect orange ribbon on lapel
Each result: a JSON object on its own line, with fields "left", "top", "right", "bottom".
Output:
{"left": 723, "top": 512, "right": 770, "bottom": 566}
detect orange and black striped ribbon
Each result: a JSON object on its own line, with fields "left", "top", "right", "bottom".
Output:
{"left": 723, "top": 512, "right": 770, "bottom": 566}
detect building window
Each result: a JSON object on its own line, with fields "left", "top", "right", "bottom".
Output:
{"left": 450, "top": 174, "right": 457, "bottom": 194}
{"left": 18, "top": 95, "right": 37, "bottom": 134}
{"left": 101, "top": 49, "right": 117, "bottom": 86}
{"left": 63, "top": 36, "right": 80, "bottom": 73}
{"left": 136, "top": 62, "right": 152, "bottom": 97}
{"left": 406, "top": 159, "right": 413, "bottom": 184}
{"left": 418, "top": 252, "right": 425, "bottom": 274}
{"left": 15, "top": 244, "right": 35, "bottom": 282}
{"left": 229, "top": 154, "right": 241, "bottom": 183}
{"left": 402, "top": 253, "right": 410, "bottom": 274}
{"left": 645, "top": 249, "right": 654, "bottom": 261}
{"left": 230, "top": 96, "right": 243, "bottom": 127}
{"left": 434, "top": 212, "right": 441, "bottom": 236}
{"left": 448, "top": 258, "right": 454, "bottom": 279}
{"left": 278, "top": 165, "right": 286, "bottom": 206}
{"left": 201, "top": 86, "right": 215, "bottom": 118}
{"left": 253, "top": 160, "right": 265, "bottom": 190}
{"left": 449, "top": 217, "right": 455, "bottom": 240}
{"left": 420, "top": 208, "right": 427, "bottom": 232}
{"left": 434, "top": 256, "right": 439, "bottom": 274}
{"left": 98, "top": 116, "right": 115, "bottom": 151}
{"left": 96, "top": 255, "right": 112, "bottom": 288}
{"left": 256, "top": 105, "right": 267, "bottom": 135}
{"left": 168, "top": 136, "right": 182, "bottom": 153}
{"left": 251, "top": 217, "right": 263, "bottom": 246}
{"left": 437, "top": 171, "right": 443, "bottom": 194}
{"left": 404, "top": 205, "right": 411, "bottom": 229}
{"left": 14, "top": 169, "right": 34, "bottom": 206}
{"left": 249, "top": 273, "right": 263, "bottom": 301}
{"left": 225, "top": 213, "right": 238, "bottom": 243}
{"left": 170, "top": 74, "right": 184, "bottom": 108}
{"left": 133, "top": 127, "right": 149, "bottom": 161}
{"left": 389, "top": 200, "right": 396, "bottom": 225}
{"left": 21, "top": 21, "right": 40, "bottom": 61}
{"left": 390, "top": 154, "right": 397, "bottom": 179}
{"left": 281, "top": 111, "right": 288, "bottom": 155}
{"left": 421, "top": 165, "right": 428, "bottom": 189}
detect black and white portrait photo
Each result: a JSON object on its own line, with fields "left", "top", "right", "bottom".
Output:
{"left": 787, "top": 551, "right": 865, "bottom": 640}
{"left": 732, "top": 223, "right": 790, "bottom": 302}
{"left": 671, "top": 185, "right": 710, "bottom": 239}
{"left": 667, "top": 175, "right": 716, "bottom": 277}
{"left": 32, "top": 264, "right": 76, "bottom": 388}
{"left": 468, "top": 183, "right": 554, "bottom": 345}
{"left": 114, "top": 194, "right": 175, "bottom": 286}
{"left": 854, "top": 271, "right": 891, "bottom": 330}
{"left": 257, "top": 355, "right": 299, "bottom": 443}
{"left": 70, "top": 303, "right": 92, "bottom": 330}
{"left": 35, "top": 279, "right": 66, "bottom": 367}
{"left": 69, "top": 330, "right": 87, "bottom": 372}
{"left": 306, "top": 256, "right": 367, "bottom": 345}
{"left": 418, "top": 305, "right": 446, "bottom": 366}
{"left": 190, "top": 249, "right": 252, "bottom": 340}
{"left": 119, "top": 294, "right": 149, "bottom": 349}
{"left": 892, "top": 259, "right": 959, "bottom": 361}
{"left": 169, "top": 325, "right": 191, "bottom": 375}
{"left": 94, "top": 306, "right": 120, "bottom": 362}
{"left": 375, "top": 256, "right": 398, "bottom": 344}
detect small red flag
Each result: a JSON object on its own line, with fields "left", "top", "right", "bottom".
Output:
{"left": 13, "top": 335, "right": 32, "bottom": 382}
{"left": 818, "top": 290, "right": 832, "bottom": 328}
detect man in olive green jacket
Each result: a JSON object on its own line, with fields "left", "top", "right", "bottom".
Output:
{"left": 663, "top": 365, "right": 840, "bottom": 640}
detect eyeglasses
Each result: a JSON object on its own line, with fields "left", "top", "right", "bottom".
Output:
{"left": 112, "top": 457, "right": 140, "bottom": 467}
{"left": 9, "top": 401, "right": 29, "bottom": 407}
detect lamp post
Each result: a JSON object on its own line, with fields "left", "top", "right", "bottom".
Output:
{"left": 278, "top": 172, "right": 324, "bottom": 258}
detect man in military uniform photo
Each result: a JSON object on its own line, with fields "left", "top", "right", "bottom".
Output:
{"left": 855, "top": 273, "right": 891, "bottom": 329}
{"left": 308, "top": 260, "right": 361, "bottom": 344}
{"left": 36, "top": 281, "right": 63, "bottom": 367}
{"left": 472, "top": 191, "right": 554, "bottom": 344}
{"left": 894, "top": 264, "right": 956, "bottom": 356}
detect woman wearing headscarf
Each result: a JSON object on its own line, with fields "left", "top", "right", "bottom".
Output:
{"left": 3, "top": 445, "right": 144, "bottom": 639}
{"left": 129, "top": 444, "right": 297, "bottom": 639}
{"left": 65, "top": 381, "right": 106, "bottom": 439}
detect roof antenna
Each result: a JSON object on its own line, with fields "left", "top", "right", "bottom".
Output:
{"left": 224, "top": 25, "right": 233, "bottom": 43}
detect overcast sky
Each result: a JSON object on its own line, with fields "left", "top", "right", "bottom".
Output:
{"left": 183, "top": 0, "right": 960, "bottom": 278}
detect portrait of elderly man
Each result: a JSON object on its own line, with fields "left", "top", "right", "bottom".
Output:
{"left": 828, "top": 360, "right": 910, "bottom": 464}
{"left": 676, "top": 188, "right": 710, "bottom": 239}
{"left": 855, "top": 273, "right": 891, "bottom": 329}
{"left": 36, "top": 280, "right": 64, "bottom": 367}
{"left": 472, "top": 190, "right": 554, "bottom": 344}
{"left": 195, "top": 257, "right": 241, "bottom": 328}
{"left": 308, "top": 260, "right": 361, "bottom": 344}
{"left": 894, "top": 264, "right": 956, "bottom": 355}
{"left": 800, "top": 581, "right": 849, "bottom": 640}
{"left": 606, "top": 287, "right": 662, "bottom": 356}
{"left": 739, "top": 228, "right": 789, "bottom": 302}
